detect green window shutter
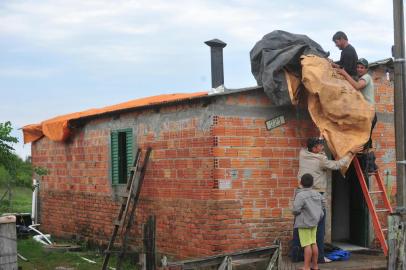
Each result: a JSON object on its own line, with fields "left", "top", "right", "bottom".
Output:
{"left": 125, "top": 130, "right": 133, "bottom": 179}
{"left": 111, "top": 131, "right": 119, "bottom": 185}
{"left": 111, "top": 129, "right": 133, "bottom": 185}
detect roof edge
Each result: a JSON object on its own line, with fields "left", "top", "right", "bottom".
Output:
{"left": 369, "top": 58, "right": 393, "bottom": 68}
{"left": 71, "top": 86, "right": 264, "bottom": 123}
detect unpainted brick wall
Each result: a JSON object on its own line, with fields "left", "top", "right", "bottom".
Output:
{"left": 369, "top": 65, "right": 396, "bottom": 247}
{"left": 31, "top": 66, "right": 396, "bottom": 258}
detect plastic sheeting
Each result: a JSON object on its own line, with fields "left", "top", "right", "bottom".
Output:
{"left": 250, "top": 30, "right": 329, "bottom": 106}
{"left": 22, "top": 92, "right": 207, "bottom": 143}
{"left": 251, "top": 30, "right": 375, "bottom": 165}
{"left": 301, "top": 55, "right": 374, "bottom": 162}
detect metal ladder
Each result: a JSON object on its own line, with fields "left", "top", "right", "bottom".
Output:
{"left": 102, "top": 147, "right": 152, "bottom": 270}
{"left": 353, "top": 156, "right": 393, "bottom": 256}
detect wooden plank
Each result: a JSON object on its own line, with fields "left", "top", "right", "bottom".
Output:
{"left": 102, "top": 148, "right": 142, "bottom": 270}
{"left": 266, "top": 240, "right": 281, "bottom": 270}
{"left": 266, "top": 248, "right": 279, "bottom": 270}
{"left": 277, "top": 240, "right": 282, "bottom": 270}
{"left": 217, "top": 256, "right": 232, "bottom": 270}
{"left": 388, "top": 213, "right": 406, "bottom": 270}
{"left": 116, "top": 148, "right": 152, "bottom": 270}
{"left": 144, "top": 215, "right": 156, "bottom": 270}
{"left": 167, "top": 245, "right": 279, "bottom": 269}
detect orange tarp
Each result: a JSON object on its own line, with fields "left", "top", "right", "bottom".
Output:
{"left": 23, "top": 92, "right": 208, "bottom": 143}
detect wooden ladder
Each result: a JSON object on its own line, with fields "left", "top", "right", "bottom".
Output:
{"left": 102, "top": 147, "right": 152, "bottom": 270}
{"left": 353, "top": 156, "right": 393, "bottom": 256}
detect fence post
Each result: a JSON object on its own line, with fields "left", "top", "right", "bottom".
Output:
{"left": 0, "top": 215, "right": 17, "bottom": 270}
{"left": 388, "top": 213, "right": 406, "bottom": 269}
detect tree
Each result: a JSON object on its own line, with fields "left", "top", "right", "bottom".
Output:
{"left": 0, "top": 122, "right": 44, "bottom": 187}
{"left": 0, "top": 121, "right": 18, "bottom": 169}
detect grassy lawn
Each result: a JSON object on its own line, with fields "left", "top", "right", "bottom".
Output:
{"left": 1, "top": 187, "right": 138, "bottom": 269}
{"left": 18, "top": 238, "right": 138, "bottom": 270}
{"left": 0, "top": 186, "right": 32, "bottom": 214}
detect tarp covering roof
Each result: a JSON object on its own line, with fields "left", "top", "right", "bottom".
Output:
{"left": 23, "top": 92, "right": 207, "bottom": 143}
{"left": 250, "top": 30, "right": 375, "bottom": 170}
{"left": 250, "top": 30, "right": 329, "bottom": 106}
{"left": 301, "top": 55, "right": 374, "bottom": 167}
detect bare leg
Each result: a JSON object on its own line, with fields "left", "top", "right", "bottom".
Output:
{"left": 303, "top": 245, "right": 312, "bottom": 270}
{"left": 311, "top": 244, "right": 319, "bottom": 269}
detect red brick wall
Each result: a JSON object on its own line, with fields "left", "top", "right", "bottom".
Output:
{"left": 135, "top": 111, "right": 218, "bottom": 258}
{"left": 206, "top": 95, "right": 318, "bottom": 253}
{"left": 32, "top": 128, "right": 115, "bottom": 243}
{"left": 373, "top": 67, "right": 394, "bottom": 114}
{"left": 32, "top": 106, "right": 221, "bottom": 258}
{"left": 372, "top": 66, "right": 396, "bottom": 184}
{"left": 134, "top": 94, "right": 319, "bottom": 256}
{"left": 369, "top": 66, "right": 396, "bottom": 247}
{"left": 31, "top": 67, "right": 396, "bottom": 258}
{"left": 31, "top": 91, "right": 315, "bottom": 258}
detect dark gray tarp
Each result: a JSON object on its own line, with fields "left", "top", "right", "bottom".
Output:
{"left": 250, "top": 30, "right": 329, "bottom": 105}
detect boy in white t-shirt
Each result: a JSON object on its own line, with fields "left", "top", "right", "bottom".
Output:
{"left": 337, "top": 58, "right": 376, "bottom": 149}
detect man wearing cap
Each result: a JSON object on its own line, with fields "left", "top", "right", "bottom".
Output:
{"left": 293, "top": 138, "right": 362, "bottom": 263}
{"left": 331, "top": 31, "right": 358, "bottom": 78}
{"left": 337, "top": 58, "right": 376, "bottom": 149}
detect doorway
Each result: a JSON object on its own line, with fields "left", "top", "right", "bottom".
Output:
{"left": 331, "top": 163, "right": 369, "bottom": 247}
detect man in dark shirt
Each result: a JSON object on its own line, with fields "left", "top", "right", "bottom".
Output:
{"left": 331, "top": 31, "right": 358, "bottom": 77}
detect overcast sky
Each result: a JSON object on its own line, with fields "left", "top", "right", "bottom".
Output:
{"left": 0, "top": 0, "right": 397, "bottom": 159}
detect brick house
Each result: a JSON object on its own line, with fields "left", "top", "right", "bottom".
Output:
{"left": 26, "top": 59, "right": 395, "bottom": 259}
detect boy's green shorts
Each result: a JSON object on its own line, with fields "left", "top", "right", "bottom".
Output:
{"left": 298, "top": 227, "right": 317, "bottom": 247}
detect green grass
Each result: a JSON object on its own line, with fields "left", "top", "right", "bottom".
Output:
{"left": 3, "top": 188, "right": 139, "bottom": 269}
{"left": 18, "top": 238, "right": 138, "bottom": 270}
{"left": 0, "top": 186, "right": 32, "bottom": 214}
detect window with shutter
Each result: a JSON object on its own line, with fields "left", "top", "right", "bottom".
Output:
{"left": 111, "top": 129, "right": 133, "bottom": 185}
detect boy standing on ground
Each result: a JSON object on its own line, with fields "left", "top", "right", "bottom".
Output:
{"left": 292, "top": 174, "right": 326, "bottom": 270}
{"left": 296, "top": 138, "right": 362, "bottom": 263}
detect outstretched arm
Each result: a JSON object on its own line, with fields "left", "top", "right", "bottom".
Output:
{"left": 321, "top": 145, "right": 363, "bottom": 170}
{"left": 336, "top": 68, "right": 366, "bottom": 90}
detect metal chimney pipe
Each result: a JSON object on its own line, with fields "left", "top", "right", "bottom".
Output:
{"left": 205, "top": 39, "right": 227, "bottom": 88}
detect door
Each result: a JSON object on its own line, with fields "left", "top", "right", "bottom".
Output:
{"left": 348, "top": 164, "right": 369, "bottom": 247}
{"left": 332, "top": 164, "right": 369, "bottom": 246}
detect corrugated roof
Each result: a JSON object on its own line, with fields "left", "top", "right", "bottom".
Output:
{"left": 369, "top": 58, "right": 393, "bottom": 68}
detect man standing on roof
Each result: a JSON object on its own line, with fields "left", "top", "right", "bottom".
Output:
{"left": 331, "top": 31, "right": 358, "bottom": 78}
{"left": 293, "top": 138, "right": 362, "bottom": 263}
{"left": 337, "top": 58, "right": 376, "bottom": 150}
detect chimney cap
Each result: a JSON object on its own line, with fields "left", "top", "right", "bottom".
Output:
{"left": 204, "top": 39, "right": 227, "bottom": 48}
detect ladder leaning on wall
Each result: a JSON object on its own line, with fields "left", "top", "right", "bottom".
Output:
{"left": 353, "top": 156, "right": 393, "bottom": 256}
{"left": 101, "top": 147, "right": 152, "bottom": 270}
